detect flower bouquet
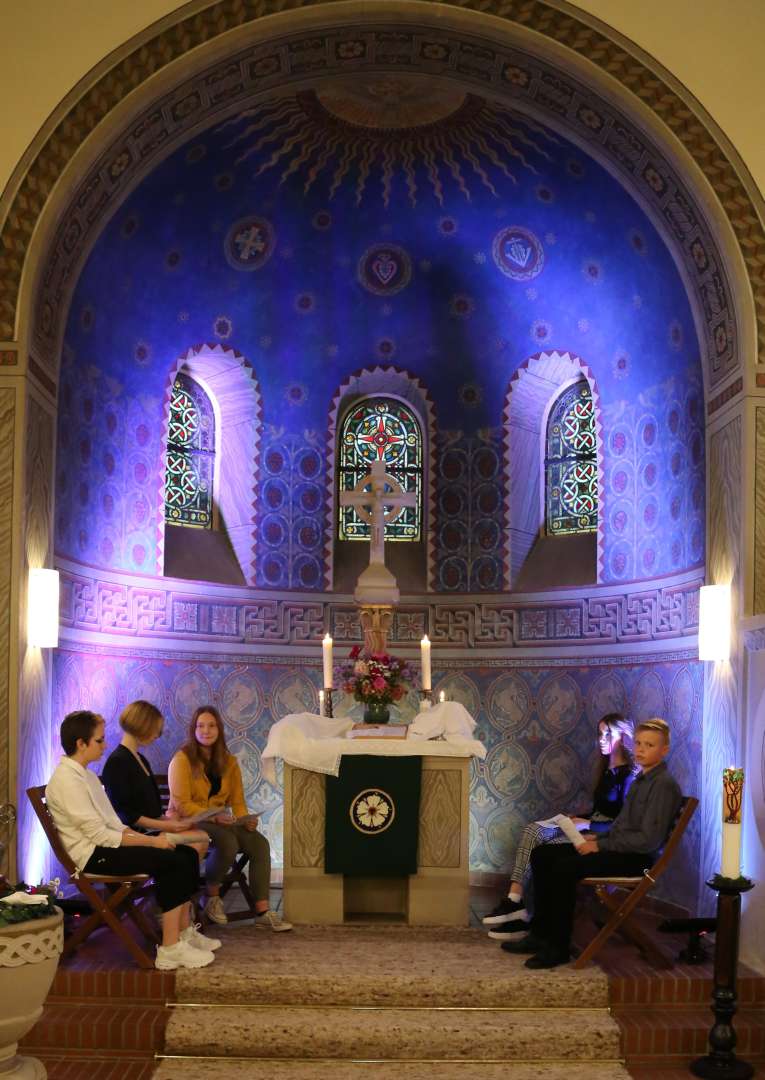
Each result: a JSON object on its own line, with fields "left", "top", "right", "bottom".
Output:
{"left": 337, "top": 645, "right": 415, "bottom": 724}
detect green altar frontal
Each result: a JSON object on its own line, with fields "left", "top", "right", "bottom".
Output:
{"left": 283, "top": 754, "right": 471, "bottom": 925}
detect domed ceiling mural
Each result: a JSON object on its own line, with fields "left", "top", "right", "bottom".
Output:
{"left": 56, "top": 75, "right": 704, "bottom": 591}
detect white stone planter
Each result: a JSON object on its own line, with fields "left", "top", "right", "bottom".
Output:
{"left": 0, "top": 909, "right": 63, "bottom": 1078}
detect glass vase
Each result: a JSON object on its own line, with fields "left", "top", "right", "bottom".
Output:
{"left": 363, "top": 701, "right": 390, "bottom": 725}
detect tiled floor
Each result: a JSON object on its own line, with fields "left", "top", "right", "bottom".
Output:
{"left": 19, "top": 885, "right": 765, "bottom": 1079}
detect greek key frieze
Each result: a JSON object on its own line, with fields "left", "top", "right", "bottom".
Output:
{"left": 58, "top": 566, "right": 701, "bottom": 650}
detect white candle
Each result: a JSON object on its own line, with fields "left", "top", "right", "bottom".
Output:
{"left": 421, "top": 635, "right": 431, "bottom": 690}
{"left": 721, "top": 766, "right": 744, "bottom": 879}
{"left": 319, "top": 690, "right": 325, "bottom": 717}
{"left": 439, "top": 690, "right": 446, "bottom": 703}
{"left": 322, "top": 634, "right": 333, "bottom": 688}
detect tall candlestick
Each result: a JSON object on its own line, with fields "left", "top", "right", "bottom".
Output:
{"left": 721, "top": 767, "right": 744, "bottom": 879}
{"left": 322, "top": 634, "right": 333, "bottom": 689}
{"left": 421, "top": 635, "right": 431, "bottom": 691}
{"left": 318, "top": 690, "right": 325, "bottom": 717}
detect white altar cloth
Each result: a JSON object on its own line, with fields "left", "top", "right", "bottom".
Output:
{"left": 262, "top": 702, "right": 486, "bottom": 782}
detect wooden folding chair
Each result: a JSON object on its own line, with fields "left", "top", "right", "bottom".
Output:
{"left": 27, "top": 785, "right": 159, "bottom": 969}
{"left": 574, "top": 795, "right": 699, "bottom": 969}
{"left": 154, "top": 774, "right": 258, "bottom": 923}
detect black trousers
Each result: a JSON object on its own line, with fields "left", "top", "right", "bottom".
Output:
{"left": 84, "top": 843, "right": 200, "bottom": 913}
{"left": 529, "top": 842, "right": 651, "bottom": 954}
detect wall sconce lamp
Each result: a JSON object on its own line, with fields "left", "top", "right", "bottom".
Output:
{"left": 698, "top": 583, "right": 731, "bottom": 661}
{"left": 28, "top": 568, "right": 60, "bottom": 648}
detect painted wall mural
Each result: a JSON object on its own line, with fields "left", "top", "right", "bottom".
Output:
{"left": 55, "top": 88, "right": 704, "bottom": 590}
{"left": 52, "top": 646, "right": 704, "bottom": 912}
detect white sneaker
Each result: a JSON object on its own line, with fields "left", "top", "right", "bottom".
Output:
{"left": 155, "top": 939, "right": 215, "bottom": 970}
{"left": 205, "top": 895, "right": 228, "bottom": 924}
{"left": 254, "top": 909, "right": 293, "bottom": 932}
{"left": 181, "top": 922, "right": 222, "bottom": 951}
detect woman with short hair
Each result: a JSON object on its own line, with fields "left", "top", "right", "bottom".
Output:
{"left": 46, "top": 709, "right": 216, "bottom": 970}
{"left": 168, "top": 705, "right": 291, "bottom": 931}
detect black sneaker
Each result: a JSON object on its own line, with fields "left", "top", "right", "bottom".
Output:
{"left": 524, "top": 948, "right": 570, "bottom": 969}
{"left": 482, "top": 897, "right": 529, "bottom": 926}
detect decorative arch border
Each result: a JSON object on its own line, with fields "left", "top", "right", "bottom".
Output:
{"left": 157, "top": 343, "right": 262, "bottom": 585}
{"left": 0, "top": 0, "right": 760, "bottom": 408}
{"left": 503, "top": 350, "right": 605, "bottom": 587}
{"left": 325, "top": 366, "right": 437, "bottom": 591}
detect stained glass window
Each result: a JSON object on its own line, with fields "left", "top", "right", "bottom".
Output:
{"left": 545, "top": 381, "right": 598, "bottom": 534}
{"left": 338, "top": 398, "right": 422, "bottom": 541}
{"left": 165, "top": 373, "right": 215, "bottom": 528}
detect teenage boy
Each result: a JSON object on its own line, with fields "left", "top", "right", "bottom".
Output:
{"left": 502, "top": 717, "right": 681, "bottom": 969}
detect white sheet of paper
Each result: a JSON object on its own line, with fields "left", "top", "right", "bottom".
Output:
{"left": 347, "top": 724, "right": 408, "bottom": 739}
{"left": 534, "top": 813, "right": 586, "bottom": 846}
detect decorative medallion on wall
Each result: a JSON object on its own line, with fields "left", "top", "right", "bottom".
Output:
{"left": 224, "top": 215, "right": 275, "bottom": 270}
{"left": 492, "top": 226, "right": 545, "bottom": 281}
{"left": 357, "top": 244, "right": 412, "bottom": 296}
{"left": 350, "top": 789, "right": 394, "bottom": 834}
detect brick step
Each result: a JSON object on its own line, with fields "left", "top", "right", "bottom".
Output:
{"left": 609, "top": 972, "right": 765, "bottom": 1007}
{"left": 21, "top": 1001, "right": 169, "bottom": 1054}
{"left": 614, "top": 1007, "right": 765, "bottom": 1063}
{"left": 37, "top": 1051, "right": 156, "bottom": 1080}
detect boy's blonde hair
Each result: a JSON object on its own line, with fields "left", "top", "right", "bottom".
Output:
{"left": 635, "top": 717, "right": 670, "bottom": 746}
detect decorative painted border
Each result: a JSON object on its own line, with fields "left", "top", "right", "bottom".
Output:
{"left": 57, "top": 558, "right": 702, "bottom": 653}
{"left": 324, "top": 365, "right": 437, "bottom": 591}
{"left": 0, "top": 351, "right": 17, "bottom": 366}
{"left": 503, "top": 350, "right": 605, "bottom": 586}
{"left": 708, "top": 377, "right": 743, "bottom": 415}
{"left": 1, "top": 6, "right": 747, "bottom": 396}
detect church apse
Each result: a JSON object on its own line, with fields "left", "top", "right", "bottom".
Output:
{"left": 47, "top": 74, "right": 706, "bottom": 908}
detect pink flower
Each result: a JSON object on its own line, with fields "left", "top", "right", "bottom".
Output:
{"left": 372, "top": 676, "right": 387, "bottom": 691}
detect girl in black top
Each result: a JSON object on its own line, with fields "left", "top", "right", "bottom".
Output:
{"left": 101, "top": 700, "right": 218, "bottom": 953}
{"left": 482, "top": 712, "right": 635, "bottom": 933}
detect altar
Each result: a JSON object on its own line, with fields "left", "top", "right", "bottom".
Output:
{"left": 264, "top": 709, "right": 484, "bottom": 925}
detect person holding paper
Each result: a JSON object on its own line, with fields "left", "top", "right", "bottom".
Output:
{"left": 102, "top": 700, "right": 210, "bottom": 857}
{"left": 46, "top": 709, "right": 217, "bottom": 970}
{"left": 484, "top": 713, "right": 634, "bottom": 939}
{"left": 502, "top": 717, "right": 682, "bottom": 969}
{"left": 168, "top": 705, "right": 292, "bottom": 932}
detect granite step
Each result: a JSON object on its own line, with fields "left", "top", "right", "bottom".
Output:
{"left": 164, "top": 1004, "right": 622, "bottom": 1061}
{"left": 155, "top": 1062, "right": 632, "bottom": 1080}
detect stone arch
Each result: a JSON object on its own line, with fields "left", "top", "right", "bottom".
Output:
{"left": 503, "top": 351, "right": 604, "bottom": 587}
{"left": 325, "top": 366, "right": 437, "bottom": 591}
{"left": 158, "top": 343, "right": 262, "bottom": 585}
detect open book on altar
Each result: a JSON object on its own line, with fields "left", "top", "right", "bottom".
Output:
{"left": 534, "top": 813, "right": 587, "bottom": 847}
{"left": 347, "top": 724, "right": 409, "bottom": 739}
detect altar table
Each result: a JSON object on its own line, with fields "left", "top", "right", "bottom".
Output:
{"left": 283, "top": 753, "right": 471, "bottom": 926}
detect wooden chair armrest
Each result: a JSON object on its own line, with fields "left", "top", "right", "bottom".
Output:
{"left": 80, "top": 873, "right": 151, "bottom": 884}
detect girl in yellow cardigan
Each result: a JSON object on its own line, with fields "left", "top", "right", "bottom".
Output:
{"left": 168, "top": 705, "right": 292, "bottom": 931}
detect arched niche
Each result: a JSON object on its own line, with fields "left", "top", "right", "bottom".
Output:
{"left": 503, "top": 351, "right": 604, "bottom": 589}
{"left": 158, "top": 343, "right": 262, "bottom": 586}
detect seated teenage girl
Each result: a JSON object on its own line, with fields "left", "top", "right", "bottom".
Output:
{"left": 482, "top": 712, "right": 635, "bottom": 940}
{"left": 167, "top": 705, "right": 292, "bottom": 931}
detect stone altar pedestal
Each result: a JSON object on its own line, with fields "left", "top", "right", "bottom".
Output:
{"left": 283, "top": 755, "right": 470, "bottom": 925}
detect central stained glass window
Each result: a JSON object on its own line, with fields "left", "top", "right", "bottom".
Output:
{"left": 338, "top": 398, "right": 422, "bottom": 542}
{"left": 165, "top": 373, "right": 215, "bottom": 528}
{"left": 545, "top": 380, "right": 598, "bottom": 535}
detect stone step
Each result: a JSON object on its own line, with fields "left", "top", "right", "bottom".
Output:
{"left": 154, "top": 1061, "right": 632, "bottom": 1080}
{"left": 164, "top": 1004, "right": 622, "bottom": 1061}
{"left": 175, "top": 926, "right": 609, "bottom": 1008}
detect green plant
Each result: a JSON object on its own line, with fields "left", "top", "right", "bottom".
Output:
{"left": 0, "top": 881, "right": 58, "bottom": 929}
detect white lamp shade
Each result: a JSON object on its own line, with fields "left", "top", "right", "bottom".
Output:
{"left": 698, "top": 583, "right": 731, "bottom": 661}
{"left": 28, "top": 568, "right": 60, "bottom": 648}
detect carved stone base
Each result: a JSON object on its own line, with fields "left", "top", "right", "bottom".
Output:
{"left": 358, "top": 605, "right": 394, "bottom": 655}
{"left": 283, "top": 757, "right": 470, "bottom": 926}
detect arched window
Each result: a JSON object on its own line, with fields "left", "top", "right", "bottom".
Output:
{"left": 164, "top": 372, "right": 215, "bottom": 528}
{"left": 338, "top": 398, "right": 422, "bottom": 541}
{"left": 545, "top": 380, "right": 598, "bottom": 534}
